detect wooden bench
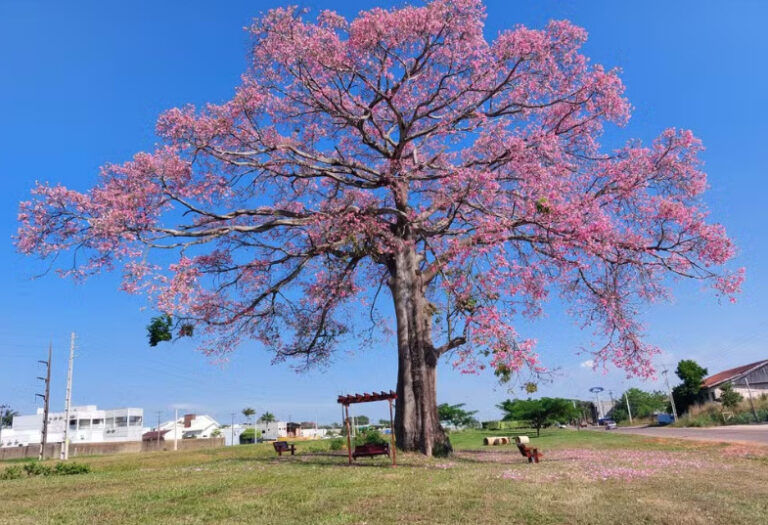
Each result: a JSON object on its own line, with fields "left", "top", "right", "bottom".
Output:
{"left": 352, "top": 442, "right": 390, "bottom": 460}
{"left": 517, "top": 443, "right": 542, "bottom": 463}
{"left": 272, "top": 441, "right": 296, "bottom": 456}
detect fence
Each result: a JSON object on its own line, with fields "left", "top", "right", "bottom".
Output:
{"left": 0, "top": 437, "right": 225, "bottom": 461}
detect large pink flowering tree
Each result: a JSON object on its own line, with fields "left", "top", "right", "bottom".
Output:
{"left": 17, "top": 0, "right": 741, "bottom": 455}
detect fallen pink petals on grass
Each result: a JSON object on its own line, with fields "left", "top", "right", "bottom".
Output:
{"left": 492, "top": 448, "right": 730, "bottom": 482}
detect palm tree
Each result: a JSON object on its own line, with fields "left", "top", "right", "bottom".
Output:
{"left": 1, "top": 408, "right": 19, "bottom": 427}
{"left": 242, "top": 407, "right": 256, "bottom": 424}
{"left": 258, "top": 411, "right": 275, "bottom": 423}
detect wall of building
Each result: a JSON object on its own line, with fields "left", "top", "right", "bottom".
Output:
{"left": 0, "top": 437, "right": 224, "bottom": 461}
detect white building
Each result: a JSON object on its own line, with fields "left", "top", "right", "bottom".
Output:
{"left": 300, "top": 427, "right": 328, "bottom": 439}
{"left": 156, "top": 413, "right": 220, "bottom": 440}
{"left": 255, "top": 421, "right": 288, "bottom": 440}
{"left": 221, "top": 424, "right": 249, "bottom": 446}
{"left": 0, "top": 405, "right": 143, "bottom": 448}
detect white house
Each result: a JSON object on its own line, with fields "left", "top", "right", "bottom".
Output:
{"left": 157, "top": 414, "right": 220, "bottom": 441}
{"left": 0, "top": 405, "right": 143, "bottom": 448}
{"left": 255, "top": 421, "right": 288, "bottom": 440}
{"left": 300, "top": 427, "right": 328, "bottom": 439}
{"left": 702, "top": 360, "right": 768, "bottom": 401}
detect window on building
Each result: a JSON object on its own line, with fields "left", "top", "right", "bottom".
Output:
{"left": 129, "top": 416, "right": 143, "bottom": 426}
{"left": 78, "top": 419, "right": 91, "bottom": 429}
{"left": 105, "top": 417, "right": 114, "bottom": 427}
{"left": 115, "top": 416, "right": 128, "bottom": 427}
{"left": 92, "top": 418, "right": 104, "bottom": 426}
{"left": 69, "top": 419, "right": 77, "bottom": 429}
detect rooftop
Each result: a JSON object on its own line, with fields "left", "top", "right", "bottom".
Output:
{"left": 702, "top": 360, "right": 768, "bottom": 388}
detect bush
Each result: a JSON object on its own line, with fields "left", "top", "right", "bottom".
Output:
{"left": 482, "top": 420, "right": 522, "bottom": 430}
{"left": 0, "top": 461, "right": 91, "bottom": 481}
{"left": 53, "top": 462, "right": 91, "bottom": 475}
{"left": 23, "top": 462, "right": 52, "bottom": 477}
{"left": 354, "top": 428, "right": 387, "bottom": 447}
{"left": 0, "top": 466, "right": 23, "bottom": 480}
{"left": 329, "top": 438, "right": 345, "bottom": 451}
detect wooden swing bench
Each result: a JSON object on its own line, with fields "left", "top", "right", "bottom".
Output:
{"left": 272, "top": 441, "right": 296, "bottom": 456}
{"left": 352, "top": 442, "right": 390, "bottom": 460}
{"left": 514, "top": 436, "right": 542, "bottom": 463}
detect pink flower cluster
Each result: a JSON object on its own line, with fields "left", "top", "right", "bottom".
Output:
{"left": 15, "top": 0, "right": 741, "bottom": 376}
{"left": 497, "top": 448, "right": 724, "bottom": 483}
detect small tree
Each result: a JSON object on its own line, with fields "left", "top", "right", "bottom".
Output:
{"left": 498, "top": 398, "right": 579, "bottom": 436}
{"left": 438, "top": 403, "right": 478, "bottom": 429}
{"left": 1, "top": 408, "right": 19, "bottom": 428}
{"left": 611, "top": 388, "right": 668, "bottom": 422}
{"left": 355, "top": 415, "right": 370, "bottom": 426}
{"left": 239, "top": 428, "right": 262, "bottom": 444}
{"left": 672, "top": 360, "right": 709, "bottom": 414}
{"left": 718, "top": 382, "right": 743, "bottom": 410}
{"left": 242, "top": 407, "right": 256, "bottom": 423}
{"left": 258, "top": 412, "right": 276, "bottom": 423}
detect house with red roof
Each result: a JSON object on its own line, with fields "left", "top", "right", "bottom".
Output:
{"left": 701, "top": 360, "right": 768, "bottom": 402}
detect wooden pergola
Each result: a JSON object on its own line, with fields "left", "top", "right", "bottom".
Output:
{"left": 337, "top": 390, "right": 397, "bottom": 466}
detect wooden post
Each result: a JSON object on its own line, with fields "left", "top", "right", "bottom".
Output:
{"left": 344, "top": 404, "right": 352, "bottom": 465}
{"left": 388, "top": 398, "right": 396, "bottom": 467}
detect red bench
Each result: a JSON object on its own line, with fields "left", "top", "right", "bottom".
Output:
{"left": 517, "top": 443, "right": 542, "bottom": 463}
{"left": 352, "top": 442, "right": 390, "bottom": 460}
{"left": 272, "top": 441, "right": 296, "bottom": 456}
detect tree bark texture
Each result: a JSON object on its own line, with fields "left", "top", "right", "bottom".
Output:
{"left": 389, "top": 246, "right": 452, "bottom": 456}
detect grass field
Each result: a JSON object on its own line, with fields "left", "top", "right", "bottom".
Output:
{"left": 1, "top": 429, "right": 767, "bottom": 525}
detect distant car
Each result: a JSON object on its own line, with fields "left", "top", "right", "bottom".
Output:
{"left": 601, "top": 419, "right": 617, "bottom": 429}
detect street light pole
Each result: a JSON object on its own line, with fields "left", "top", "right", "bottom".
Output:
{"left": 662, "top": 369, "right": 678, "bottom": 422}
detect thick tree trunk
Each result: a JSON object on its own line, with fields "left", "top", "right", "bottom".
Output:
{"left": 389, "top": 246, "right": 452, "bottom": 456}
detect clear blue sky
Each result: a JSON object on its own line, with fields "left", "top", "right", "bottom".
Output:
{"left": 1, "top": 0, "right": 766, "bottom": 425}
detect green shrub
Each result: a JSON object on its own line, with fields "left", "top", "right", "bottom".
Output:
{"left": 53, "top": 462, "right": 91, "bottom": 475}
{"left": 353, "top": 428, "right": 387, "bottom": 447}
{"left": 482, "top": 420, "right": 521, "bottom": 430}
{"left": 23, "top": 462, "right": 52, "bottom": 477}
{"left": 0, "top": 466, "right": 23, "bottom": 480}
{"left": 329, "top": 438, "right": 345, "bottom": 451}
{"left": 1, "top": 461, "right": 91, "bottom": 480}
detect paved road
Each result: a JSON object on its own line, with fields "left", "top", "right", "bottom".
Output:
{"left": 611, "top": 424, "right": 768, "bottom": 446}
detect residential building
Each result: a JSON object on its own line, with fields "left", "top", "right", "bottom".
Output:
{"left": 702, "top": 359, "right": 768, "bottom": 401}
{"left": 255, "top": 420, "right": 287, "bottom": 440}
{"left": 157, "top": 414, "right": 220, "bottom": 441}
{"left": 0, "top": 405, "right": 143, "bottom": 448}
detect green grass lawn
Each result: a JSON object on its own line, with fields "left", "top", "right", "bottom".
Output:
{"left": 1, "top": 429, "right": 767, "bottom": 525}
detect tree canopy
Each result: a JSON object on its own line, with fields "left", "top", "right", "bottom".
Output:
{"left": 672, "top": 359, "right": 709, "bottom": 414}
{"left": 498, "top": 397, "right": 578, "bottom": 436}
{"left": 242, "top": 407, "right": 256, "bottom": 422}
{"left": 438, "top": 403, "right": 479, "bottom": 428}
{"left": 258, "top": 412, "right": 276, "bottom": 423}
{"left": 16, "top": 0, "right": 741, "bottom": 454}
{"left": 610, "top": 388, "right": 668, "bottom": 422}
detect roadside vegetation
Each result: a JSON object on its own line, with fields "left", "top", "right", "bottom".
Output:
{"left": 2, "top": 429, "right": 766, "bottom": 524}
{"left": 674, "top": 395, "right": 768, "bottom": 427}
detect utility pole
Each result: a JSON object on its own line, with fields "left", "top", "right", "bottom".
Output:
{"left": 36, "top": 343, "right": 52, "bottom": 461}
{"left": 231, "top": 413, "right": 235, "bottom": 446}
{"left": 156, "top": 411, "right": 163, "bottom": 450}
{"left": 743, "top": 377, "right": 759, "bottom": 423}
{"left": 608, "top": 390, "right": 616, "bottom": 417}
{"left": 174, "top": 408, "right": 179, "bottom": 451}
{"left": 662, "top": 369, "right": 678, "bottom": 422}
{"left": 61, "top": 332, "right": 76, "bottom": 460}
{"left": 624, "top": 391, "right": 633, "bottom": 425}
